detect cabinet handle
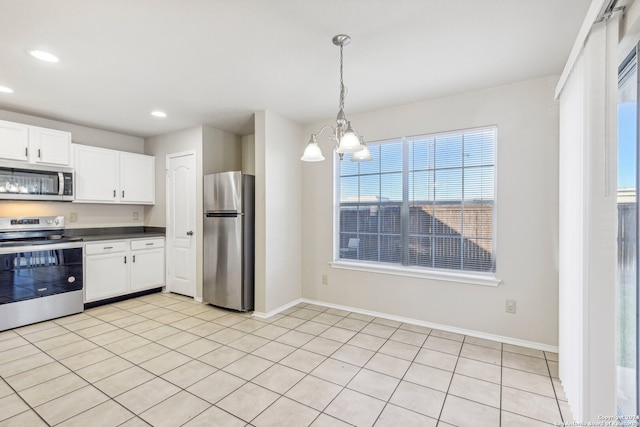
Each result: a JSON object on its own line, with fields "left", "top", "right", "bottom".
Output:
{"left": 122, "top": 190, "right": 125, "bottom": 198}
{"left": 103, "top": 246, "right": 113, "bottom": 250}
{"left": 145, "top": 243, "right": 154, "bottom": 246}
{"left": 25, "top": 147, "right": 28, "bottom": 157}
{"left": 124, "top": 256, "right": 127, "bottom": 264}
{"left": 133, "top": 255, "right": 136, "bottom": 262}
{"left": 113, "top": 190, "right": 116, "bottom": 197}
{"left": 38, "top": 149, "right": 41, "bottom": 158}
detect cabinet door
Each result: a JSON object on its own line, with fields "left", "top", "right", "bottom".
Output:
{"left": 130, "top": 247, "right": 165, "bottom": 291}
{"left": 30, "top": 127, "right": 71, "bottom": 166}
{"left": 74, "top": 145, "right": 119, "bottom": 202}
{"left": 85, "top": 252, "right": 128, "bottom": 302}
{"left": 0, "top": 120, "right": 29, "bottom": 162}
{"left": 120, "top": 153, "right": 155, "bottom": 204}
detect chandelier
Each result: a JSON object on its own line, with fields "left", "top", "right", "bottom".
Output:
{"left": 301, "top": 34, "right": 371, "bottom": 162}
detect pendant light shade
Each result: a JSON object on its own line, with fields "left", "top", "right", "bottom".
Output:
{"left": 300, "top": 136, "right": 325, "bottom": 162}
{"left": 351, "top": 141, "right": 372, "bottom": 162}
{"left": 301, "top": 35, "right": 371, "bottom": 163}
{"left": 336, "top": 122, "right": 362, "bottom": 153}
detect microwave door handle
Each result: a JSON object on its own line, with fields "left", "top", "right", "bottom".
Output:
{"left": 57, "top": 172, "right": 64, "bottom": 196}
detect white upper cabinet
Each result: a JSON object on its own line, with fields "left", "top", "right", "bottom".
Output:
{"left": 29, "top": 126, "right": 72, "bottom": 166}
{"left": 0, "top": 121, "right": 29, "bottom": 161}
{"left": 74, "top": 144, "right": 119, "bottom": 202}
{"left": 74, "top": 144, "right": 155, "bottom": 205}
{"left": 0, "top": 120, "right": 71, "bottom": 166}
{"left": 120, "top": 152, "right": 155, "bottom": 204}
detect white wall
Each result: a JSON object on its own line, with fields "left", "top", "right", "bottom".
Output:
{"left": 301, "top": 76, "right": 560, "bottom": 347}
{"left": 0, "top": 109, "right": 146, "bottom": 228}
{"left": 144, "top": 126, "right": 203, "bottom": 227}
{"left": 242, "top": 134, "right": 256, "bottom": 175}
{"left": 254, "top": 111, "right": 303, "bottom": 314}
{"left": 202, "top": 125, "right": 241, "bottom": 175}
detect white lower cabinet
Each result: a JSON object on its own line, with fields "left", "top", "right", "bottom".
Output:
{"left": 131, "top": 240, "right": 165, "bottom": 292}
{"left": 85, "top": 238, "right": 164, "bottom": 303}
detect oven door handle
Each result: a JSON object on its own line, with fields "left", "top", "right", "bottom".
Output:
{"left": 0, "top": 241, "right": 84, "bottom": 254}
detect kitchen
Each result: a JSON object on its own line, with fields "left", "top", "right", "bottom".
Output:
{"left": 0, "top": 0, "right": 627, "bottom": 425}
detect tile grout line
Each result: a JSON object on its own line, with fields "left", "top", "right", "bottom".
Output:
{"left": 340, "top": 317, "right": 405, "bottom": 426}
{"left": 500, "top": 340, "right": 504, "bottom": 427}
{"left": 547, "top": 352, "right": 565, "bottom": 424}
{"left": 374, "top": 325, "right": 442, "bottom": 425}
{"left": 0, "top": 374, "right": 51, "bottom": 426}
{"left": 434, "top": 335, "right": 463, "bottom": 426}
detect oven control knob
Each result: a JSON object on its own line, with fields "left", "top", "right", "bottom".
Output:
{"left": 46, "top": 219, "right": 52, "bottom": 224}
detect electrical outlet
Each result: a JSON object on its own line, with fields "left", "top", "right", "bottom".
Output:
{"left": 69, "top": 212, "right": 77, "bottom": 222}
{"left": 133, "top": 212, "right": 139, "bottom": 221}
{"left": 322, "top": 274, "right": 328, "bottom": 285}
{"left": 506, "top": 299, "right": 517, "bottom": 314}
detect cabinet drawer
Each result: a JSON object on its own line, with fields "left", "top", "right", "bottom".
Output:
{"left": 131, "top": 238, "right": 165, "bottom": 250}
{"left": 85, "top": 241, "right": 128, "bottom": 255}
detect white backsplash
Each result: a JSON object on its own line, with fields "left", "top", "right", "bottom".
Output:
{"left": 0, "top": 201, "right": 144, "bottom": 228}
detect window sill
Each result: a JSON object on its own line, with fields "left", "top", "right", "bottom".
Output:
{"left": 329, "top": 260, "right": 501, "bottom": 287}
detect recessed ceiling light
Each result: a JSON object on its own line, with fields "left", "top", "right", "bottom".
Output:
{"left": 0, "top": 86, "right": 14, "bottom": 94}
{"left": 29, "top": 50, "right": 59, "bottom": 63}
{"left": 151, "top": 111, "right": 167, "bottom": 118}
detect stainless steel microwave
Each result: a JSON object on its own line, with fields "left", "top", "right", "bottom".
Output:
{"left": 0, "top": 162, "right": 73, "bottom": 201}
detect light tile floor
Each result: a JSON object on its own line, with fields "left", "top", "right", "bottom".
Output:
{"left": 0, "top": 292, "right": 571, "bottom": 426}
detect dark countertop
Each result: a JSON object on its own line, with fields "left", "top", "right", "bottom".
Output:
{"left": 66, "top": 226, "right": 166, "bottom": 242}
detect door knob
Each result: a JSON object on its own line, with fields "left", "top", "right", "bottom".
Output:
{"left": 186, "top": 230, "right": 194, "bottom": 236}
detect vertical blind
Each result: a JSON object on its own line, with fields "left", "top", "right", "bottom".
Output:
{"left": 338, "top": 126, "right": 496, "bottom": 273}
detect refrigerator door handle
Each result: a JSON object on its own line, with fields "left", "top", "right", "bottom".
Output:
{"left": 205, "top": 212, "right": 244, "bottom": 218}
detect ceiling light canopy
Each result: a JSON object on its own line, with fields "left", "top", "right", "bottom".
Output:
{"left": 0, "top": 86, "right": 14, "bottom": 94}
{"left": 29, "top": 50, "right": 59, "bottom": 63}
{"left": 151, "top": 110, "right": 167, "bottom": 118}
{"left": 301, "top": 34, "right": 371, "bottom": 163}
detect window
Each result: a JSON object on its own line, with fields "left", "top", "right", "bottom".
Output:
{"left": 337, "top": 126, "right": 496, "bottom": 275}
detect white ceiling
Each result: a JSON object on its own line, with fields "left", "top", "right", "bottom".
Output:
{"left": 0, "top": 0, "right": 590, "bottom": 138}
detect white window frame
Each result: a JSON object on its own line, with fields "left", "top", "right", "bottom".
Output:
{"left": 331, "top": 126, "right": 501, "bottom": 287}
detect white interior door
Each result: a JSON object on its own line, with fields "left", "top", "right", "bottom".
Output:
{"left": 166, "top": 151, "right": 196, "bottom": 297}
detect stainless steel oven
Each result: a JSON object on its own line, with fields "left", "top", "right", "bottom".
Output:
{"left": 0, "top": 216, "right": 83, "bottom": 331}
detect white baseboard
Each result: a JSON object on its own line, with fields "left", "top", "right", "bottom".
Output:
{"left": 252, "top": 296, "right": 558, "bottom": 353}
{"left": 252, "top": 298, "right": 303, "bottom": 320}
{"left": 194, "top": 296, "right": 203, "bottom": 303}
{"left": 300, "top": 298, "right": 559, "bottom": 353}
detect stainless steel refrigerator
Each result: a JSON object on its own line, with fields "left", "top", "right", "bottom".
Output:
{"left": 203, "top": 172, "right": 255, "bottom": 311}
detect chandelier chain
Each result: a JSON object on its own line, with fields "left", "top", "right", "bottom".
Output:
{"left": 339, "top": 43, "right": 345, "bottom": 111}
